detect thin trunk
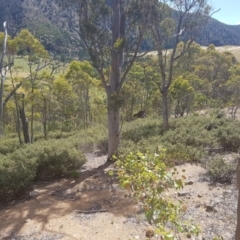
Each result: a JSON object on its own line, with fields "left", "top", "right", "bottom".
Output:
{"left": 0, "top": 22, "right": 8, "bottom": 136}
{"left": 19, "top": 104, "right": 30, "bottom": 144}
{"left": 236, "top": 160, "right": 240, "bottom": 239}
{"left": 162, "top": 92, "right": 169, "bottom": 130}
{"left": 43, "top": 98, "right": 47, "bottom": 139}
{"left": 29, "top": 63, "right": 34, "bottom": 143}
{"left": 0, "top": 75, "right": 5, "bottom": 135}
{"left": 13, "top": 86, "right": 22, "bottom": 145}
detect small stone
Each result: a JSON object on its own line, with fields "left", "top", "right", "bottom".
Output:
{"left": 224, "top": 190, "right": 232, "bottom": 194}
{"left": 145, "top": 226, "right": 154, "bottom": 238}
{"left": 177, "top": 191, "right": 189, "bottom": 197}
{"left": 185, "top": 180, "right": 194, "bottom": 185}
{"left": 24, "top": 218, "right": 31, "bottom": 223}
{"left": 205, "top": 202, "right": 217, "bottom": 212}
{"left": 29, "top": 190, "right": 40, "bottom": 197}
{"left": 186, "top": 233, "right": 191, "bottom": 238}
{"left": 65, "top": 189, "right": 72, "bottom": 195}
{"left": 198, "top": 194, "right": 203, "bottom": 198}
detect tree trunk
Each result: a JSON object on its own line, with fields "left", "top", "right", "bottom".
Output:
{"left": 0, "top": 21, "right": 8, "bottom": 136}
{"left": 19, "top": 105, "right": 30, "bottom": 144}
{"left": 236, "top": 160, "right": 240, "bottom": 239}
{"left": 162, "top": 92, "right": 169, "bottom": 130}
{"left": 107, "top": 99, "right": 120, "bottom": 160}
{"left": 105, "top": 0, "right": 122, "bottom": 160}
{"left": 14, "top": 92, "right": 23, "bottom": 145}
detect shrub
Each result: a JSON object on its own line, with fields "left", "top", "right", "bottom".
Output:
{"left": 207, "top": 157, "right": 235, "bottom": 184}
{"left": 0, "top": 139, "right": 86, "bottom": 203}
{"left": 34, "top": 140, "right": 86, "bottom": 180}
{"left": 0, "top": 155, "right": 37, "bottom": 203}
{"left": 121, "top": 118, "right": 160, "bottom": 143}
{"left": 116, "top": 150, "right": 200, "bottom": 238}
{"left": 217, "top": 122, "right": 240, "bottom": 151}
{"left": 0, "top": 138, "right": 21, "bottom": 155}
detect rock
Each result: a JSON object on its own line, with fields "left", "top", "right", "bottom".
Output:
{"left": 185, "top": 180, "right": 194, "bottom": 185}
{"left": 205, "top": 202, "right": 217, "bottom": 212}
{"left": 145, "top": 226, "right": 154, "bottom": 238}
{"left": 177, "top": 191, "right": 189, "bottom": 197}
{"left": 65, "top": 189, "right": 72, "bottom": 195}
{"left": 29, "top": 190, "right": 40, "bottom": 197}
{"left": 198, "top": 194, "right": 203, "bottom": 198}
{"left": 40, "top": 201, "right": 53, "bottom": 205}
{"left": 186, "top": 233, "right": 191, "bottom": 238}
{"left": 24, "top": 218, "right": 31, "bottom": 223}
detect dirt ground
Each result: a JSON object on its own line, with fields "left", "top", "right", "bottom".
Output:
{"left": 0, "top": 152, "right": 238, "bottom": 240}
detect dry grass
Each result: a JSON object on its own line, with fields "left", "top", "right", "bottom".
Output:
{"left": 145, "top": 45, "right": 240, "bottom": 62}
{"left": 215, "top": 45, "right": 240, "bottom": 62}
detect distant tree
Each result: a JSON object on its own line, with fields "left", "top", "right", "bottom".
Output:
{"left": 170, "top": 76, "right": 194, "bottom": 117}
{"left": 65, "top": 60, "right": 98, "bottom": 128}
{"left": 150, "top": 0, "right": 212, "bottom": 130}
{"left": 16, "top": 29, "right": 49, "bottom": 143}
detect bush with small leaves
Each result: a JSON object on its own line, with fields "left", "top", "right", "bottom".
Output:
{"left": 0, "top": 154, "right": 37, "bottom": 203}
{"left": 0, "top": 138, "right": 86, "bottom": 203}
{"left": 207, "top": 157, "right": 235, "bottom": 184}
{"left": 0, "top": 138, "right": 21, "bottom": 155}
{"left": 217, "top": 122, "right": 240, "bottom": 151}
{"left": 34, "top": 140, "right": 86, "bottom": 180}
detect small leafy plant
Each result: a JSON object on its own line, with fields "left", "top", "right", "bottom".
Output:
{"left": 116, "top": 149, "right": 200, "bottom": 239}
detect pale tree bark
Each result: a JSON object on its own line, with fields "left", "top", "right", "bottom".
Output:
{"left": 105, "top": 0, "right": 123, "bottom": 159}
{"left": 0, "top": 21, "right": 8, "bottom": 136}
{"left": 236, "top": 160, "right": 240, "bottom": 239}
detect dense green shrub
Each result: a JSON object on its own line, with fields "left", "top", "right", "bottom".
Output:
{"left": 0, "top": 139, "right": 86, "bottom": 203}
{"left": 0, "top": 138, "right": 21, "bottom": 155}
{"left": 0, "top": 155, "right": 37, "bottom": 203}
{"left": 120, "top": 116, "right": 219, "bottom": 163}
{"left": 34, "top": 140, "right": 86, "bottom": 180}
{"left": 207, "top": 157, "right": 235, "bottom": 184}
{"left": 122, "top": 118, "right": 161, "bottom": 143}
{"left": 34, "top": 131, "right": 78, "bottom": 142}
{"left": 217, "top": 122, "right": 240, "bottom": 151}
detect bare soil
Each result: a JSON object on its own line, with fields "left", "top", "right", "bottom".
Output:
{"left": 0, "top": 152, "right": 238, "bottom": 240}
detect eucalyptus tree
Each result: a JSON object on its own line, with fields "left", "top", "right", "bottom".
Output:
{"left": 0, "top": 22, "right": 8, "bottom": 136}
{"left": 150, "top": 0, "right": 213, "bottom": 130}
{"left": 59, "top": 0, "right": 152, "bottom": 159}
{"left": 16, "top": 29, "right": 48, "bottom": 143}
{"left": 65, "top": 60, "right": 98, "bottom": 128}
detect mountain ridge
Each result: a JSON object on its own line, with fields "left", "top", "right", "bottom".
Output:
{"left": 0, "top": 0, "right": 239, "bottom": 57}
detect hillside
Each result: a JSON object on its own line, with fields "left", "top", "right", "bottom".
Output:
{"left": 0, "top": 0, "right": 240, "bottom": 57}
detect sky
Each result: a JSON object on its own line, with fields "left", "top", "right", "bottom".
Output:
{"left": 211, "top": 0, "right": 240, "bottom": 25}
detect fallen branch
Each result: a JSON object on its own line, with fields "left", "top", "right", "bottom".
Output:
{"left": 74, "top": 209, "right": 107, "bottom": 214}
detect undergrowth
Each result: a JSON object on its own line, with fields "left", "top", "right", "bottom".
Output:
{"left": 1, "top": 115, "right": 239, "bottom": 203}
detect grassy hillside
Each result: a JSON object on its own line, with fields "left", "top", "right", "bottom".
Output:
{"left": 215, "top": 46, "right": 240, "bottom": 62}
